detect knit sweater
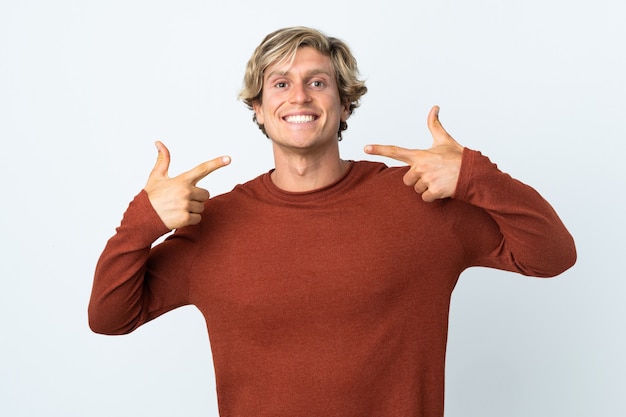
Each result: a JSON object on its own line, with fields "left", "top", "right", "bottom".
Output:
{"left": 89, "top": 148, "right": 576, "bottom": 417}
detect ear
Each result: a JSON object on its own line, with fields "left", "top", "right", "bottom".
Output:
{"left": 340, "top": 102, "right": 351, "bottom": 122}
{"left": 252, "top": 100, "right": 265, "bottom": 125}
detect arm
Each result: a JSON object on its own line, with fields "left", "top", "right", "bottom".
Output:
{"left": 88, "top": 142, "right": 231, "bottom": 334}
{"left": 365, "top": 106, "right": 576, "bottom": 277}
{"left": 446, "top": 148, "right": 576, "bottom": 276}
{"left": 88, "top": 191, "right": 175, "bottom": 335}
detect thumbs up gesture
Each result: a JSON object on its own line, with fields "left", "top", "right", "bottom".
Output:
{"left": 365, "top": 106, "right": 464, "bottom": 202}
{"left": 144, "top": 141, "right": 231, "bottom": 230}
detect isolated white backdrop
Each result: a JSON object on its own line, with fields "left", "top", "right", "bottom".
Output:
{"left": 1, "top": 0, "right": 624, "bottom": 416}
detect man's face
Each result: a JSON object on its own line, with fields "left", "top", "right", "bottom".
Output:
{"left": 253, "top": 47, "right": 350, "bottom": 153}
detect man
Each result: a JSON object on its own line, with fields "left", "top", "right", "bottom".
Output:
{"left": 89, "top": 26, "right": 576, "bottom": 416}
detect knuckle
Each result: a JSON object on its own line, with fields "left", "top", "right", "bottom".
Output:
{"left": 176, "top": 186, "right": 192, "bottom": 200}
{"left": 390, "top": 146, "right": 401, "bottom": 155}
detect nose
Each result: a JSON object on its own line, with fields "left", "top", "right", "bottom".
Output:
{"left": 289, "top": 81, "right": 311, "bottom": 104}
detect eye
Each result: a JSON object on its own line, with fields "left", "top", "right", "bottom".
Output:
{"left": 310, "top": 80, "right": 324, "bottom": 88}
{"left": 275, "top": 81, "right": 287, "bottom": 88}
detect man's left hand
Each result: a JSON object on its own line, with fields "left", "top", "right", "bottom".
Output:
{"left": 365, "top": 105, "right": 464, "bottom": 202}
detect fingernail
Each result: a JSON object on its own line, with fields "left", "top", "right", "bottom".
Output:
{"left": 222, "top": 156, "right": 231, "bottom": 164}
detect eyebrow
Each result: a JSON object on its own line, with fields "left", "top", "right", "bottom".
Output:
{"left": 265, "top": 68, "right": 333, "bottom": 80}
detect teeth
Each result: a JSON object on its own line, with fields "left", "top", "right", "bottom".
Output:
{"left": 285, "top": 115, "right": 315, "bottom": 123}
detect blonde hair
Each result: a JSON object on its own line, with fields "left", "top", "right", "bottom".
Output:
{"left": 239, "top": 26, "right": 368, "bottom": 139}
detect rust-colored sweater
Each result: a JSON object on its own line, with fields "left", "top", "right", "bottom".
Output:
{"left": 89, "top": 149, "right": 576, "bottom": 417}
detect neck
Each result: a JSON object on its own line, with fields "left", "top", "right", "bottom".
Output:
{"left": 270, "top": 145, "right": 349, "bottom": 192}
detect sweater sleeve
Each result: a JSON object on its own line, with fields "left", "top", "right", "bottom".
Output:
{"left": 88, "top": 190, "right": 194, "bottom": 335}
{"left": 446, "top": 148, "right": 576, "bottom": 277}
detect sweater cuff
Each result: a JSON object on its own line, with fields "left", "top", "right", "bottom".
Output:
{"left": 454, "top": 147, "right": 508, "bottom": 203}
{"left": 453, "top": 147, "right": 477, "bottom": 200}
{"left": 115, "top": 190, "right": 172, "bottom": 247}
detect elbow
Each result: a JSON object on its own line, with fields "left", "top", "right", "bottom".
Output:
{"left": 88, "top": 318, "right": 118, "bottom": 336}
{"left": 549, "top": 242, "right": 577, "bottom": 277}
{"left": 88, "top": 303, "right": 137, "bottom": 336}
{"left": 550, "top": 233, "right": 577, "bottom": 277}
{"left": 528, "top": 238, "right": 577, "bottom": 278}
{"left": 88, "top": 315, "right": 127, "bottom": 336}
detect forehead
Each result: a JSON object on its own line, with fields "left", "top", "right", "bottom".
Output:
{"left": 264, "top": 46, "right": 334, "bottom": 79}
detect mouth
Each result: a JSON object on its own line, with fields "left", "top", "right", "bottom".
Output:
{"left": 283, "top": 114, "right": 318, "bottom": 124}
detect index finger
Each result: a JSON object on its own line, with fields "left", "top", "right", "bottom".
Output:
{"left": 180, "top": 156, "right": 231, "bottom": 185}
{"left": 364, "top": 144, "right": 414, "bottom": 165}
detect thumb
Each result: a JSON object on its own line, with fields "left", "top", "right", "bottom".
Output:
{"left": 427, "top": 106, "right": 457, "bottom": 147}
{"left": 150, "top": 141, "right": 171, "bottom": 179}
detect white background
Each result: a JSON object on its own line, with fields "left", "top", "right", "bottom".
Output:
{"left": 1, "top": 0, "right": 624, "bottom": 416}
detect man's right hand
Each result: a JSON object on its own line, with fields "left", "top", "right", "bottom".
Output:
{"left": 144, "top": 141, "right": 231, "bottom": 230}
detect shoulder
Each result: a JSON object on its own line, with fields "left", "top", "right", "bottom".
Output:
{"left": 347, "top": 160, "right": 412, "bottom": 194}
{"left": 348, "top": 160, "right": 409, "bottom": 183}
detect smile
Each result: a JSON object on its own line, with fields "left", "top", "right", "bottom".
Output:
{"left": 284, "top": 115, "right": 317, "bottom": 123}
